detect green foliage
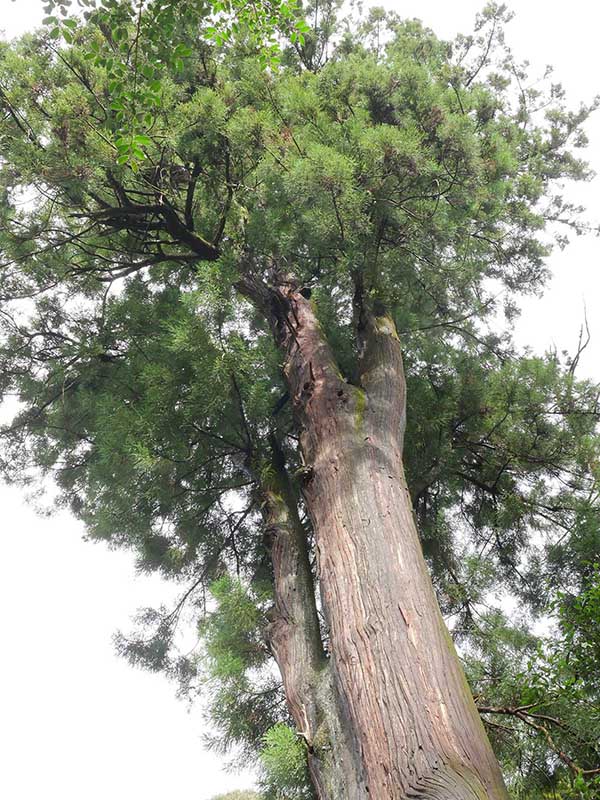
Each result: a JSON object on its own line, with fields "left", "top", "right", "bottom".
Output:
{"left": 556, "top": 567, "right": 600, "bottom": 696}
{"left": 463, "top": 588, "right": 600, "bottom": 797}
{"left": 39, "top": 0, "right": 309, "bottom": 166}
{"left": 200, "top": 577, "right": 288, "bottom": 760}
{"left": 210, "top": 793, "right": 262, "bottom": 800}
{"left": 259, "top": 724, "right": 313, "bottom": 800}
{"left": 1, "top": 3, "right": 599, "bottom": 796}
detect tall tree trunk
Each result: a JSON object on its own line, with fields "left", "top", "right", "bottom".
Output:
{"left": 240, "top": 273, "right": 510, "bottom": 800}
{"left": 261, "top": 435, "right": 365, "bottom": 800}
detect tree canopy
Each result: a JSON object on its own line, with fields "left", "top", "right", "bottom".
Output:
{"left": 1, "top": 2, "right": 599, "bottom": 797}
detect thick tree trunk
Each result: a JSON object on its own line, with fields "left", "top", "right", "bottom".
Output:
{"left": 241, "top": 273, "right": 510, "bottom": 800}
{"left": 261, "top": 436, "right": 365, "bottom": 800}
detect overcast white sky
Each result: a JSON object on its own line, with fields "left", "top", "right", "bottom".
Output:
{"left": 1, "top": 1, "right": 599, "bottom": 798}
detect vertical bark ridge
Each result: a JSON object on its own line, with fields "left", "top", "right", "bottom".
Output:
{"left": 240, "top": 271, "right": 508, "bottom": 800}
{"left": 261, "top": 435, "right": 365, "bottom": 800}
{"left": 353, "top": 279, "right": 406, "bottom": 452}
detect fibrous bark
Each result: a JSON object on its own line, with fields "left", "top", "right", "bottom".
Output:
{"left": 242, "top": 271, "right": 510, "bottom": 800}
{"left": 261, "top": 435, "right": 365, "bottom": 800}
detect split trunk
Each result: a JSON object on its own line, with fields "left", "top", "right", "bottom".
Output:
{"left": 244, "top": 275, "right": 510, "bottom": 800}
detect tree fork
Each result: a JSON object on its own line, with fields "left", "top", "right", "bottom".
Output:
{"left": 244, "top": 273, "right": 511, "bottom": 800}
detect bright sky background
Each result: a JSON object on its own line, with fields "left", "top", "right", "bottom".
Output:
{"left": 1, "top": 1, "right": 599, "bottom": 798}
